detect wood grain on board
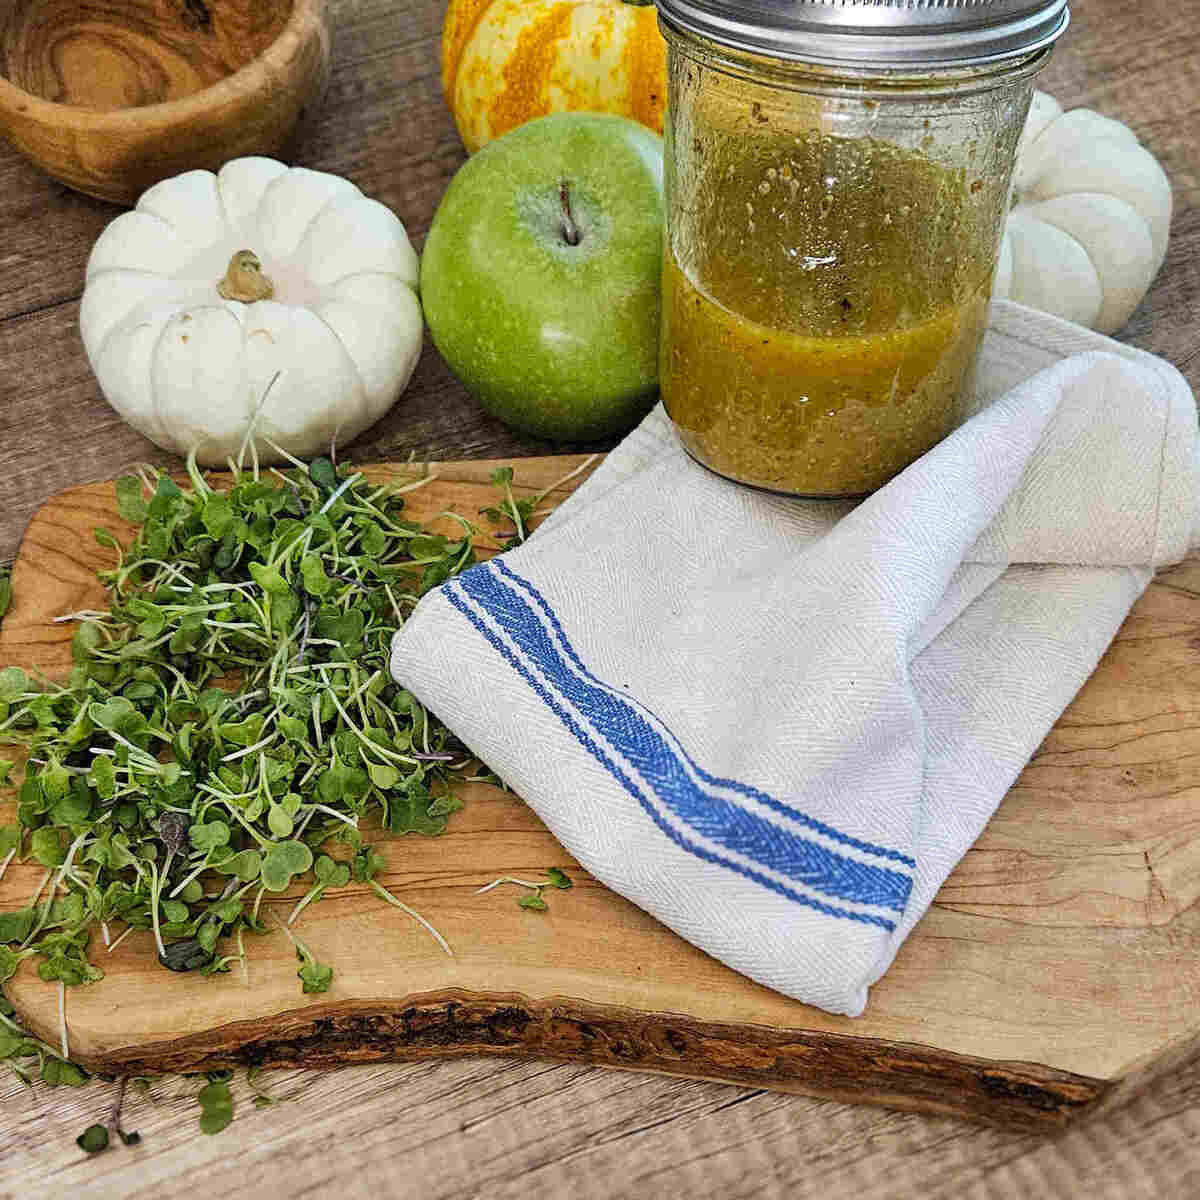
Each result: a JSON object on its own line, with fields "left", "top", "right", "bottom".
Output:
{"left": 2, "top": 460, "right": 1199, "bottom": 1132}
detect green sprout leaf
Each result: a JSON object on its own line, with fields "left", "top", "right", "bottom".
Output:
{"left": 115, "top": 475, "right": 149, "bottom": 524}
{"left": 248, "top": 561, "right": 290, "bottom": 598}
{"left": 387, "top": 776, "right": 447, "bottom": 837}
{"left": 260, "top": 840, "right": 313, "bottom": 892}
{"left": 202, "top": 495, "right": 235, "bottom": 539}
{"left": 212, "top": 849, "right": 262, "bottom": 883}
{"left": 197, "top": 1080, "right": 235, "bottom": 1135}
{"left": 89, "top": 755, "right": 116, "bottom": 800}
{"left": 76, "top": 1123, "right": 110, "bottom": 1154}
{"left": 300, "top": 554, "right": 332, "bottom": 598}
{"left": 298, "top": 958, "right": 333, "bottom": 994}
{"left": 367, "top": 761, "right": 399, "bottom": 791}
{"left": 267, "top": 803, "right": 293, "bottom": 839}
{"left": 308, "top": 458, "right": 338, "bottom": 492}
{"left": 0, "top": 944, "right": 21, "bottom": 982}
{"left": 313, "top": 855, "right": 351, "bottom": 888}
{"left": 0, "top": 667, "right": 27, "bottom": 704}
{"left": 30, "top": 827, "right": 64, "bottom": 867}
{"left": 190, "top": 820, "right": 231, "bottom": 853}
{"left": 0, "top": 909, "right": 34, "bottom": 945}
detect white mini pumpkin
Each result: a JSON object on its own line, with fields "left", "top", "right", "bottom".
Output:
{"left": 80, "top": 158, "right": 423, "bottom": 465}
{"left": 994, "top": 92, "right": 1172, "bottom": 334}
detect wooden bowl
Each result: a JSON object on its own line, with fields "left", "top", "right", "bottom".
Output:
{"left": 0, "top": 0, "right": 330, "bottom": 205}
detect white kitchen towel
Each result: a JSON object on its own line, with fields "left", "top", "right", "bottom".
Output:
{"left": 390, "top": 300, "right": 1198, "bottom": 1017}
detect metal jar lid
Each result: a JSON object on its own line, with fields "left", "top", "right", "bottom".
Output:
{"left": 655, "top": 0, "right": 1070, "bottom": 69}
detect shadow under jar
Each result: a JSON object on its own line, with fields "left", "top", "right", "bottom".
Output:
{"left": 658, "top": 0, "right": 1070, "bottom": 497}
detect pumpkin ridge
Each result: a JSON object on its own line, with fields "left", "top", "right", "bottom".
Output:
{"left": 1022, "top": 195, "right": 1147, "bottom": 261}
{"left": 1006, "top": 213, "right": 1102, "bottom": 329}
{"left": 313, "top": 267, "right": 421, "bottom": 294}
{"left": 1013, "top": 214, "right": 1092, "bottom": 266}
{"left": 622, "top": 6, "right": 664, "bottom": 133}
{"left": 252, "top": 169, "right": 360, "bottom": 262}
{"left": 311, "top": 294, "right": 405, "bottom": 422}
{"left": 442, "top": 0, "right": 503, "bottom": 101}
{"left": 271, "top": 182, "right": 367, "bottom": 275}
{"left": 207, "top": 168, "right": 237, "bottom": 241}
{"left": 86, "top": 210, "right": 179, "bottom": 282}
{"left": 294, "top": 303, "right": 373, "bottom": 431}
{"left": 1032, "top": 149, "right": 1169, "bottom": 237}
{"left": 486, "top": 3, "right": 578, "bottom": 144}
{"left": 138, "top": 172, "right": 229, "bottom": 255}
{"left": 243, "top": 303, "right": 279, "bottom": 456}
{"left": 136, "top": 193, "right": 184, "bottom": 243}
{"left": 155, "top": 302, "right": 246, "bottom": 456}
{"left": 85, "top": 270, "right": 186, "bottom": 358}
{"left": 1000, "top": 91, "right": 1171, "bottom": 334}
{"left": 292, "top": 195, "right": 343, "bottom": 270}
{"left": 97, "top": 292, "right": 185, "bottom": 364}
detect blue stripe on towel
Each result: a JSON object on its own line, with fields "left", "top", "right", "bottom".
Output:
{"left": 493, "top": 558, "right": 916, "bottom": 870}
{"left": 450, "top": 563, "right": 913, "bottom": 920}
{"left": 443, "top": 583, "right": 898, "bottom": 931}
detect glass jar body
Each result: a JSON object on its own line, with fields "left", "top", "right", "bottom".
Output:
{"left": 660, "top": 26, "right": 1049, "bottom": 497}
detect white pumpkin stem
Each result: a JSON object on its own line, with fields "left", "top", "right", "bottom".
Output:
{"left": 217, "top": 250, "right": 275, "bottom": 303}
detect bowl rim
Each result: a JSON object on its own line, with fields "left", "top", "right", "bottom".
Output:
{"left": 0, "top": 0, "right": 327, "bottom": 129}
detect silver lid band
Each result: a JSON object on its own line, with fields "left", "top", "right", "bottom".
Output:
{"left": 655, "top": 0, "right": 1070, "bottom": 68}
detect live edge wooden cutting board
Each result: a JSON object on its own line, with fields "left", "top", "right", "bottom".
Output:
{"left": 2, "top": 457, "right": 1200, "bottom": 1132}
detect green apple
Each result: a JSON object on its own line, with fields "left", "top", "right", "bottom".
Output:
{"left": 420, "top": 112, "right": 664, "bottom": 442}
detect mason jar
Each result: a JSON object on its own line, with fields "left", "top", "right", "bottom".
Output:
{"left": 657, "top": 0, "right": 1069, "bottom": 496}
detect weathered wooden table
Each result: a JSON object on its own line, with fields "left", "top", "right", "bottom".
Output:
{"left": 1, "top": 0, "right": 1198, "bottom": 1194}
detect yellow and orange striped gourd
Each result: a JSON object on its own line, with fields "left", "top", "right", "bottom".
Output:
{"left": 442, "top": 0, "right": 667, "bottom": 153}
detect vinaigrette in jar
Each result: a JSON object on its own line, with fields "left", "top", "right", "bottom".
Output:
{"left": 662, "top": 127, "right": 993, "bottom": 496}
{"left": 656, "top": 4, "right": 1060, "bottom": 496}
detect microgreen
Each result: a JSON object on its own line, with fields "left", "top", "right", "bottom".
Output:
{"left": 480, "top": 456, "right": 597, "bottom": 550}
{"left": 76, "top": 1123, "right": 109, "bottom": 1153}
{"left": 0, "top": 455, "right": 583, "bottom": 1150}
{"left": 0, "top": 1003, "right": 86, "bottom": 1094}
{"left": 475, "top": 869, "right": 573, "bottom": 911}
{"left": 197, "top": 1079, "right": 235, "bottom": 1134}
{"left": 0, "top": 456, "right": 482, "bottom": 1007}
{"left": 247, "top": 1065, "right": 280, "bottom": 1108}
{"left": 482, "top": 467, "right": 530, "bottom": 546}
{"left": 73, "top": 1074, "right": 141, "bottom": 1153}
{"left": 271, "top": 916, "right": 333, "bottom": 993}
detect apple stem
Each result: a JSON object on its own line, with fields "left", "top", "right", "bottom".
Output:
{"left": 559, "top": 181, "right": 582, "bottom": 247}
